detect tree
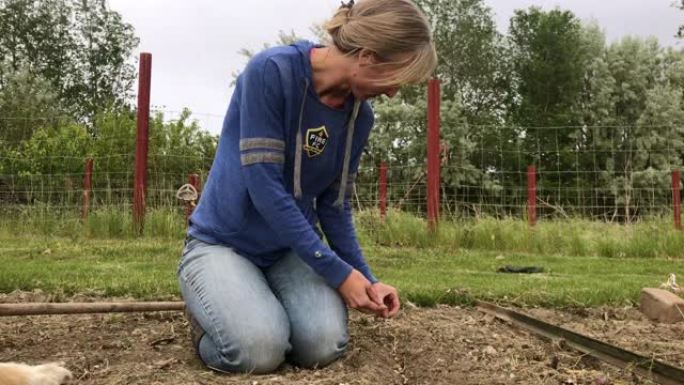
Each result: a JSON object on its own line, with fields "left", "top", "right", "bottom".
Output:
{"left": 507, "top": 7, "right": 589, "bottom": 128}
{"left": 577, "top": 22, "right": 613, "bottom": 127}
{"left": 0, "top": 0, "right": 139, "bottom": 124}
{"left": 596, "top": 39, "right": 684, "bottom": 220}
{"left": 70, "top": 0, "right": 139, "bottom": 123}
{"left": 0, "top": 67, "right": 63, "bottom": 143}
{"left": 415, "top": 0, "right": 509, "bottom": 125}
{"left": 0, "top": 108, "right": 218, "bottom": 207}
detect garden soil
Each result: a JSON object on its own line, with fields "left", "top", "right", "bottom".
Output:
{"left": 1, "top": 292, "right": 682, "bottom": 385}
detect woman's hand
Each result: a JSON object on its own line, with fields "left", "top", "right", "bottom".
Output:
{"left": 338, "top": 269, "right": 387, "bottom": 314}
{"left": 369, "top": 282, "right": 400, "bottom": 318}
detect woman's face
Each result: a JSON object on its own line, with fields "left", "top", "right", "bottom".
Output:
{"left": 349, "top": 50, "right": 409, "bottom": 100}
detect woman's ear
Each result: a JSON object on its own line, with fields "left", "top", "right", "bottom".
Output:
{"left": 357, "top": 48, "right": 378, "bottom": 66}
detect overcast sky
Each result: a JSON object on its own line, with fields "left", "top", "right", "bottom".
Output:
{"left": 108, "top": 0, "right": 684, "bottom": 134}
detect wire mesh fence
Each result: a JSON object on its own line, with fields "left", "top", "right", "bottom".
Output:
{"left": 358, "top": 122, "right": 683, "bottom": 224}
{"left": 1, "top": 111, "right": 682, "bottom": 229}
{"left": 0, "top": 110, "right": 216, "bottom": 219}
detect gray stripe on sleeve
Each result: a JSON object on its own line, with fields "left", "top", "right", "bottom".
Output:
{"left": 240, "top": 152, "right": 285, "bottom": 166}
{"left": 239, "top": 138, "right": 286, "bottom": 152}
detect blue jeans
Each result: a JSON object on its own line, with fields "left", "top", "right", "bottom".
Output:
{"left": 178, "top": 237, "right": 349, "bottom": 374}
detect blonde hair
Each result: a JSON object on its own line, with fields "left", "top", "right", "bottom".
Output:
{"left": 324, "top": 0, "right": 437, "bottom": 86}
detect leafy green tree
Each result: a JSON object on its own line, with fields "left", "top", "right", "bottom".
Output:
{"left": 70, "top": 0, "right": 139, "bottom": 122}
{"left": 507, "top": 7, "right": 589, "bottom": 128}
{"left": 0, "top": 0, "right": 139, "bottom": 123}
{"left": 0, "top": 109, "right": 217, "bottom": 207}
{"left": 606, "top": 38, "right": 661, "bottom": 125}
{"left": 147, "top": 109, "right": 218, "bottom": 204}
{"left": 0, "top": 67, "right": 64, "bottom": 143}
{"left": 415, "top": 0, "right": 509, "bottom": 124}
{"left": 502, "top": 8, "right": 599, "bottom": 216}
{"left": 596, "top": 40, "right": 684, "bottom": 220}
{"left": 577, "top": 22, "right": 613, "bottom": 127}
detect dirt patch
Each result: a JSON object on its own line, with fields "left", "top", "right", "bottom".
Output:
{"left": 1, "top": 292, "right": 682, "bottom": 385}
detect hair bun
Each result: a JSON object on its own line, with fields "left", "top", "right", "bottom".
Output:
{"left": 339, "top": 0, "right": 354, "bottom": 23}
{"left": 340, "top": 0, "right": 355, "bottom": 10}
{"left": 326, "top": 0, "right": 353, "bottom": 37}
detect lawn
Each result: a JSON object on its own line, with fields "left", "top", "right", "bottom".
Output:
{"left": 1, "top": 209, "right": 680, "bottom": 307}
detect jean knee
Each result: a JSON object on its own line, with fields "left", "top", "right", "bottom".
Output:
{"left": 202, "top": 332, "right": 290, "bottom": 374}
{"left": 290, "top": 327, "right": 348, "bottom": 369}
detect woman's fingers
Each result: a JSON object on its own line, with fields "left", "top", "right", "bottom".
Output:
{"left": 370, "top": 283, "right": 401, "bottom": 318}
{"left": 356, "top": 296, "right": 386, "bottom": 313}
{"left": 366, "top": 284, "right": 385, "bottom": 306}
{"left": 386, "top": 291, "right": 401, "bottom": 317}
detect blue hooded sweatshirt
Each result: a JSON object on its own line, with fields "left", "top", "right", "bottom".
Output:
{"left": 188, "top": 40, "right": 377, "bottom": 289}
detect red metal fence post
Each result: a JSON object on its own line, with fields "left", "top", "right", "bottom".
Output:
{"left": 81, "top": 157, "right": 93, "bottom": 221}
{"left": 133, "top": 52, "right": 152, "bottom": 234}
{"left": 427, "top": 78, "right": 441, "bottom": 232}
{"left": 379, "top": 161, "right": 387, "bottom": 220}
{"left": 673, "top": 170, "right": 681, "bottom": 231}
{"left": 186, "top": 173, "right": 201, "bottom": 223}
{"left": 527, "top": 165, "right": 537, "bottom": 227}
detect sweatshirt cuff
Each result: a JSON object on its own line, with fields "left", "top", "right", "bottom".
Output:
{"left": 357, "top": 264, "right": 378, "bottom": 284}
{"left": 317, "top": 255, "right": 354, "bottom": 288}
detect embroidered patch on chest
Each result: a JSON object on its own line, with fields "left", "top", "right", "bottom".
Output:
{"left": 304, "top": 126, "right": 329, "bottom": 157}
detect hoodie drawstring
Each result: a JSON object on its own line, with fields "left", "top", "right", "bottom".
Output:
{"left": 334, "top": 99, "right": 361, "bottom": 208}
{"left": 294, "top": 79, "right": 309, "bottom": 200}
{"left": 294, "top": 78, "right": 361, "bottom": 210}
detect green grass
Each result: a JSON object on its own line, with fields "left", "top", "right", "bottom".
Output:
{"left": 369, "top": 246, "right": 681, "bottom": 307}
{"left": 357, "top": 210, "right": 684, "bottom": 259}
{"left": 0, "top": 205, "right": 186, "bottom": 239}
{"left": 0, "top": 236, "right": 182, "bottom": 299}
{"left": 1, "top": 208, "right": 681, "bottom": 307}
